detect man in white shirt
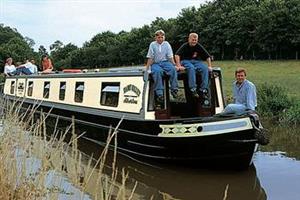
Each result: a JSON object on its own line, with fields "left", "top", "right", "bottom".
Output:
{"left": 15, "top": 59, "right": 38, "bottom": 75}
{"left": 146, "top": 30, "right": 183, "bottom": 103}
{"left": 26, "top": 59, "right": 38, "bottom": 74}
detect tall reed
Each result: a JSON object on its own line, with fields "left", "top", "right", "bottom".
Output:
{"left": 0, "top": 98, "right": 137, "bottom": 199}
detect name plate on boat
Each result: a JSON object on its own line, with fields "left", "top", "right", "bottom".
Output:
{"left": 123, "top": 84, "right": 141, "bottom": 104}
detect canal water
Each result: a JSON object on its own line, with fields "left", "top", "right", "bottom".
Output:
{"left": 76, "top": 120, "right": 300, "bottom": 200}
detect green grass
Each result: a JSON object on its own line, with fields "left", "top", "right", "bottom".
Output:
{"left": 213, "top": 60, "right": 300, "bottom": 101}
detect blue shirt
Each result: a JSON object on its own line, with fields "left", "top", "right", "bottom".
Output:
{"left": 146, "top": 41, "right": 173, "bottom": 63}
{"left": 233, "top": 79, "right": 257, "bottom": 110}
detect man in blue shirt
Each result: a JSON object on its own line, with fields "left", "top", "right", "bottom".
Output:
{"left": 224, "top": 68, "right": 257, "bottom": 113}
{"left": 146, "top": 30, "right": 183, "bottom": 103}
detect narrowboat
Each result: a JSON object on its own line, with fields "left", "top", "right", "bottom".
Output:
{"left": 2, "top": 67, "right": 268, "bottom": 168}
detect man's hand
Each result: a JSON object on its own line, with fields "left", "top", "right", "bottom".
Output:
{"left": 147, "top": 68, "right": 152, "bottom": 74}
{"left": 175, "top": 65, "right": 185, "bottom": 71}
{"left": 145, "top": 65, "right": 151, "bottom": 74}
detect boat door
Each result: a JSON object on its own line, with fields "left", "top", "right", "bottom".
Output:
{"left": 148, "top": 69, "right": 225, "bottom": 119}
{"left": 168, "top": 72, "right": 216, "bottom": 118}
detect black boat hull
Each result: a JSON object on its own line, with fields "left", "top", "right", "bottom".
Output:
{"left": 25, "top": 102, "right": 258, "bottom": 169}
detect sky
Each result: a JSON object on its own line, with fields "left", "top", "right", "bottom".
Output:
{"left": 0, "top": 0, "right": 207, "bottom": 50}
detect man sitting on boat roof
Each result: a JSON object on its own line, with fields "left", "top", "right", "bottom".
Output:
{"left": 14, "top": 59, "right": 38, "bottom": 75}
{"left": 175, "top": 33, "right": 212, "bottom": 98}
{"left": 146, "top": 29, "right": 184, "bottom": 103}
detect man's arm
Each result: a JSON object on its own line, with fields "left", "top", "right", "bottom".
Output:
{"left": 174, "top": 55, "right": 185, "bottom": 71}
{"left": 246, "top": 84, "right": 257, "bottom": 110}
{"left": 145, "top": 43, "right": 154, "bottom": 71}
{"left": 48, "top": 59, "right": 53, "bottom": 70}
{"left": 206, "top": 57, "right": 212, "bottom": 71}
{"left": 165, "top": 42, "right": 176, "bottom": 66}
{"left": 168, "top": 56, "right": 176, "bottom": 66}
{"left": 146, "top": 58, "right": 153, "bottom": 71}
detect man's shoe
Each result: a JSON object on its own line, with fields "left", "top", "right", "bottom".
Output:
{"left": 156, "top": 95, "right": 164, "bottom": 103}
{"left": 171, "top": 90, "right": 178, "bottom": 99}
{"left": 199, "top": 88, "right": 209, "bottom": 98}
{"left": 200, "top": 89, "right": 210, "bottom": 106}
{"left": 191, "top": 90, "right": 199, "bottom": 98}
{"left": 201, "top": 88, "right": 208, "bottom": 94}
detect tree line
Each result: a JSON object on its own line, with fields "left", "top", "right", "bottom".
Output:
{"left": 1, "top": 0, "right": 299, "bottom": 71}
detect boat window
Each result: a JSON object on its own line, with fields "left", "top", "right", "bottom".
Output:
{"left": 43, "top": 81, "right": 50, "bottom": 98}
{"left": 27, "top": 81, "right": 33, "bottom": 97}
{"left": 10, "top": 81, "right": 15, "bottom": 94}
{"left": 102, "top": 86, "right": 120, "bottom": 93}
{"left": 75, "top": 82, "right": 84, "bottom": 103}
{"left": 100, "top": 82, "right": 120, "bottom": 107}
{"left": 59, "top": 82, "right": 66, "bottom": 101}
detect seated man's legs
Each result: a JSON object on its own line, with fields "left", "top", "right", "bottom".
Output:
{"left": 191, "top": 60, "right": 208, "bottom": 92}
{"left": 151, "top": 63, "right": 164, "bottom": 97}
{"left": 15, "top": 67, "right": 32, "bottom": 75}
{"left": 223, "top": 103, "right": 247, "bottom": 114}
{"left": 160, "top": 61, "right": 178, "bottom": 93}
{"left": 181, "top": 60, "right": 196, "bottom": 91}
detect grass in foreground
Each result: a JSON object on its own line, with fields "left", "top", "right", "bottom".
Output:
{"left": 0, "top": 100, "right": 137, "bottom": 199}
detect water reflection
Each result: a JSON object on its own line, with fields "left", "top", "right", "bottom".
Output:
{"left": 254, "top": 151, "right": 300, "bottom": 200}
{"left": 78, "top": 137, "right": 266, "bottom": 200}
{"left": 44, "top": 117, "right": 300, "bottom": 199}
{"left": 253, "top": 119, "right": 300, "bottom": 200}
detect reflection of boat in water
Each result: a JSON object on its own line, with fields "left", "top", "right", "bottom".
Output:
{"left": 3, "top": 67, "right": 268, "bottom": 169}
{"left": 78, "top": 136, "right": 267, "bottom": 200}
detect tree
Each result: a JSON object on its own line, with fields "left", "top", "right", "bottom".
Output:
{"left": 0, "top": 37, "right": 35, "bottom": 63}
{"left": 38, "top": 45, "right": 48, "bottom": 56}
{"left": 24, "top": 36, "right": 35, "bottom": 48}
{"left": 0, "top": 24, "right": 23, "bottom": 46}
{"left": 50, "top": 43, "right": 78, "bottom": 69}
{"left": 50, "top": 40, "right": 64, "bottom": 51}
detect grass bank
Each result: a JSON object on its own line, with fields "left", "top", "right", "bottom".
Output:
{"left": 214, "top": 60, "right": 300, "bottom": 101}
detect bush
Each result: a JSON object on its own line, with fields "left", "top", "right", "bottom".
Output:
{"left": 280, "top": 103, "right": 300, "bottom": 125}
{"left": 257, "top": 83, "right": 292, "bottom": 116}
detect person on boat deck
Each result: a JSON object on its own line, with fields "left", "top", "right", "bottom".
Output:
{"left": 175, "top": 33, "right": 212, "bottom": 98}
{"left": 146, "top": 29, "right": 183, "bottom": 103}
{"left": 223, "top": 68, "right": 257, "bottom": 114}
{"left": 14, "top": 59, "right": 38, "bottom": 75}
{"left": 41, "top": 55, "right": 53, "bottom": 73}
{"left": 3, "top": 57, "right": 16, "bottom": 76}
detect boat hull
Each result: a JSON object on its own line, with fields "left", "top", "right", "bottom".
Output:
{"left": 23, "top": 102, "right": 258, "bottom": 169}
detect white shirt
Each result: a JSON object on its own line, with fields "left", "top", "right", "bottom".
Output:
{"left": 4, "top": 64, "right": 16, "bottom": 75}
{"left": 24, "top": 62, "right": 38, "bottom": 74}
{"left": 146, "top": 41, "right": 173, "bottom": 63}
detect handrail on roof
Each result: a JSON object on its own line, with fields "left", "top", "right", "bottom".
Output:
{"left": 108, "top": 66, "right": 145, "bottom": 73}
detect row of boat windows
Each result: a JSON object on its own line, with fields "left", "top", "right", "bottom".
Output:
{"left": 9, "top": 81, "right": 120, "bottom": 107}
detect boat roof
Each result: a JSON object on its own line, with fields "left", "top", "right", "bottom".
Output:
{"left": 5, "top": 66, "right": 222, "bottom": 79}
{"left": 6, "top": 66, "right": 145, "bottom": 79}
